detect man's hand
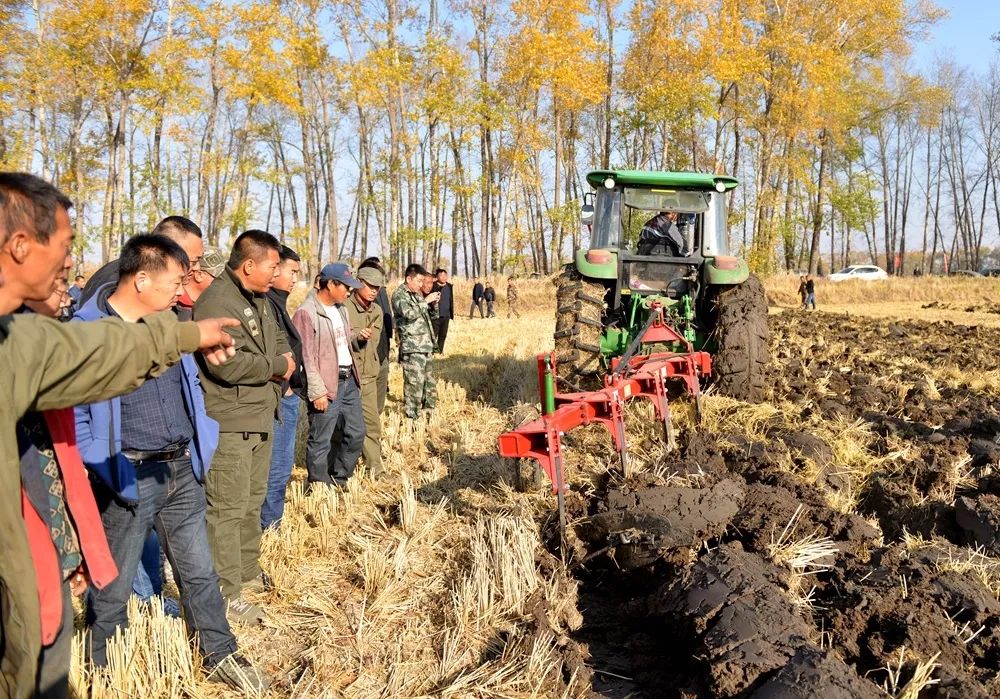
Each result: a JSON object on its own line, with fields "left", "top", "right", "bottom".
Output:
{"left": 69, "top": 569, "right": 89, "bottom": 597}
{"left": 282, "top": 352, "right": 295, "bottom": 380}
{"left": 313, "top": 396, "right": 329, "bottom": 412}
{"left": 358, "top": 327, "right": 373, "bottom": 341}
{"left": 426, "top": 291, "right": 441, "bottom": 305}
{"left": 195, "top": 318, "right": 239, "bottom": 366}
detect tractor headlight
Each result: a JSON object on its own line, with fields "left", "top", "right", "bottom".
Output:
{"left": 715, "top": 181, "right": 726, "bottom": 192}
{"left": 604, "top": 177, "right": 615, "bottom": 189}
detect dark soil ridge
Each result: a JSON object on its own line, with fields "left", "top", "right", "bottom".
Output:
{"left": 559, "top": 312, "right": 1000, "bottom": 698}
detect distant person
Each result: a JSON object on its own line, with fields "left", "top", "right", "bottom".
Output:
{"left": 804, "top": 275, "right": 816, "bottom": 310}
{"left": 393, "top": 264, "right": 439, "bottom": 419}
{"left": 797, "top": 275, "right": 807, "bottom": 308}
{"left": 262, "top": 245, "right": 306, "bottom": 529}
{"left": 293, "top": 263, "right": 366, "bottom": 487}
{"left": 431, "top": 268, "right": 454, "bottom": 354}
{"left": 67, "top": 274, "right": 85, "bottom": 305}
{"left": 483, "top": 283, "right": 496, "bottom": 317}
{"left": 506, "top": 277, "right": 521, "bottom": 318}
{"left": 469, "top": 277, "right": 485, "bottom": 318}
{"left": 346, "top": 265, "right": 386, "bottom": 478}
{"left": 176, "top": 245, "right": 226, "bottom": 319}
{"left": 359, "top": 257, "right": 392, "bottom": 414}
{"left": 637, "top": 211, "right": 685, "bottom": 256}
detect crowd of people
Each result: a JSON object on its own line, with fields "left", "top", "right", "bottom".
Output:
{"left": 0, "top": 170, "right": 529, "bottom": 698}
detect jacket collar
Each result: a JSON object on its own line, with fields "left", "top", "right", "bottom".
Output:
{"left": 224, "top": 266, "right": 261, "bottom": 302}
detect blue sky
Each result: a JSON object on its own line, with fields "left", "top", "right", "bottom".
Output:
{"left": 913, "top": 0, "right": 1000, "bottom": 74}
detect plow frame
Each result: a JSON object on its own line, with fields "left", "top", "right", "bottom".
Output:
{"left": 498, "top": 307, "right": 712, "bottom": 537}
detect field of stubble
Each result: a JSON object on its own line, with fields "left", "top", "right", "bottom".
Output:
{"left": 71, "top": 275, "right": 1000, "bottom": 698}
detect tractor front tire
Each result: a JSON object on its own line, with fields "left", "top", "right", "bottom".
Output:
{"left": 553, "top": 267, "right": 605, "bottom": 391}
{"left": 709, "top": 273, "right": 769, "bottom": 402}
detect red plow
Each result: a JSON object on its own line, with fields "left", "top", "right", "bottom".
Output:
{"left": 498, "top": 305, "right": 712, "bottom": 536}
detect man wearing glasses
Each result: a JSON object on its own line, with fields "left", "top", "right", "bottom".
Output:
{"left": 77, "top": 216, "right": 206, "bottom": 307}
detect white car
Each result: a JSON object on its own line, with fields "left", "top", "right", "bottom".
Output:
{"left": 828, "top": 265, "right": 889, "bottom": 282}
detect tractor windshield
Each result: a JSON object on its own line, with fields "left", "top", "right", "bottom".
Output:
{"left": 622, "top": 188, "right": 711, "bottom": 213}
{"left": 589, "top": 186, "right": 717, "bottom": 253}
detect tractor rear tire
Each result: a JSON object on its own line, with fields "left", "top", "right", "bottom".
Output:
{"left": 709, "top": 273, "right": 769, "bottom": 402}
{"left": 553, "top": 267, "right": 606, "bottom": 391}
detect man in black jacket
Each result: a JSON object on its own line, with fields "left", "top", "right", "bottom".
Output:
{"left": 261, "top": 245, "right": 305, "bottom": 529}
{"left": 483, "top": 283, "right": 496, "bottom": 318}
{"left": 469, "top": 277, "right": 485, "bottom": 318}
{"left": 431, "top": 268, "right": 454, "bottom": 353}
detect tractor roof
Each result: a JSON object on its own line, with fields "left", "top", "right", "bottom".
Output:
{"left": 586, "top": 170, "right": 739, "bottom": 191}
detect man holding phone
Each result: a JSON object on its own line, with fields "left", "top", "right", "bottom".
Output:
{"left": 346, "top": 266, "right": 386, "bottom": 478}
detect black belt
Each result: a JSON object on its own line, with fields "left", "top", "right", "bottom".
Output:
{"left": 123, "top": 443, "right": 189, "bottom": 463}
{"left": 338, "top": 367, "right": 353, "bottom": 379}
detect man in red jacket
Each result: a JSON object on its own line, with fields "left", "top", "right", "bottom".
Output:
{"left": 17, "top": 279, "right": 118, "bottom": 698}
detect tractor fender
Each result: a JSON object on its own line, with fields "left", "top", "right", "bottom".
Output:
{"left": 574, "top": 249, "right": 619, "bottom": 280}
{"left": 702, "top": 256, "right": 750, "bottom": 285}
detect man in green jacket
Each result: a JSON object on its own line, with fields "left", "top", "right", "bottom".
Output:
{"left": 193, "top": 229, "right": 293, "bottom": 619}
{"left": 346, "top": 265, "right": 385, "bottom": 477}
{"left": 392, "top": 263, "right": 439, "bottom": 419}
{"left": 0, "top": 171, "right": 238, "bottom": 698}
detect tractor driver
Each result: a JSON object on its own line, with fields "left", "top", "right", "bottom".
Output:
{"left": 637, "top": 211, "right": 686, "bottom": 257}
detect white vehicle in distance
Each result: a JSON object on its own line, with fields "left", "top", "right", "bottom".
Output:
{"left": 828, "top": 265, "right": 889, "bottom": 282}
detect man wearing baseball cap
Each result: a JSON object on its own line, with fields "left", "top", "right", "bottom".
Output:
{"left": 292, "top": 262, "right": 366, "bottom": 487}
{"left": 345, "top": 265, "right": 386, "bottom": 478}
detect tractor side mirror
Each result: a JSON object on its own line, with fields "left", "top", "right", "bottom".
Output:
{"left": 580, "top": 203, "right": 595, "bottom": 225}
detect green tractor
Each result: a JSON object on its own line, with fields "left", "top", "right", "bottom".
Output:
{"left": 554, "top": 169, "right": 769, "bottom": 401}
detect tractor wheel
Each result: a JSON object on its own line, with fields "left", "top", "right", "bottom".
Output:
{"left": 708, "top": 273, "right": 770, "bottom": 402}
{"left": 553, "top": 266, "right": 606, "bottom": 391}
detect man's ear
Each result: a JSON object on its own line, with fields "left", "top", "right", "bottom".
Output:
{"left": 242, "top": 258, "right": 256, "bottom": 277}
{"left": 134, "top": 271, "right": 149, "bottom": 292}
{"left": 5, "top": 230, "right": 32, "bottom": 263}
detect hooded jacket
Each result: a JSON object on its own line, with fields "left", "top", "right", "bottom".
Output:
{"left": 72, "top": 284, "right": 219, "bottom": 503}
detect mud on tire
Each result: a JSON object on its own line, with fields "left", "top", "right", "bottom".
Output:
{"left": 553, "top": 266, "right": 606, "bottom": 391}
{"left": 708, "top": 273, "right": 769, "bottom": 402}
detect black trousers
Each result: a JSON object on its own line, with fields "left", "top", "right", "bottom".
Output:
{"left": 434, "top": 318, "right": 450, "bottom": 354}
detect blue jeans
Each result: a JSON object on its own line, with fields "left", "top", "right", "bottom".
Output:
{"left": 86, "top": 454, "right": 237, "bottom": 667}
{"left": 261, "top": 392, "right": 301, "bottom": 529}
{"left": 132, "top": 531, "right": 162, "bottom": 599}
{"left": 305, "top": 375, "right": 365, "bottom": 485}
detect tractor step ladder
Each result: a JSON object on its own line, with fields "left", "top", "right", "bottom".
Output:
{"left": 497, "top": 306, "right": 712, "bottom": 544}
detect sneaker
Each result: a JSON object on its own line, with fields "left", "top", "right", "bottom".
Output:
{"left": 243, "top": 576, "right": 265, "bottom": 593}
{"left": 207, "top": 653, "right": 270, "bottom": 693}
{"left": 227, "top": 598, "right": 265, "bottom": 626}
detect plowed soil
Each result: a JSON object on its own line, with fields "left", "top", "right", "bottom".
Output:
{"left": 561, "top": 311, "right": 1000, "bottom": 698}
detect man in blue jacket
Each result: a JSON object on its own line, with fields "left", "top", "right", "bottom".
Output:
{"left": 74, "top": 235, "right": 266, "bottom": 692}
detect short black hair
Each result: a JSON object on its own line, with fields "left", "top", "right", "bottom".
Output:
{"left": 435, "top": 268, "right": 447, "bottom": 275}
{"left": 404, "top": 263, "right": 429, "bottom": 279}
{"left": 359, "top": 256, "right": 384, "bottom": 273}
{"left": 229, "top": 229, "right": 281, "bottom": 269}
{"left": 152, "top": 215, "right": 203, "bottom": 241}
{"left": 279, "top": 244, "right": 300, "bottom": 263}
{"left": 0, "top": 172, "right": 73, "bottom": 244}
{"left": 118, "top": 234, "right": 190, "bottom": 279}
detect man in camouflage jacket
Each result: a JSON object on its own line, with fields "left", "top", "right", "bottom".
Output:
{"left": 391, "top": 264, "right": 439, "bottom": 419}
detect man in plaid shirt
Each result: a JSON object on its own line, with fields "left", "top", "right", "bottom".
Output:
{"left": 73, "top": 234, "right": 266, "bottom": 692}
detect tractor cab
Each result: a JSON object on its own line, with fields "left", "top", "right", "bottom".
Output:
{"left": 578, "top": 170, "right": 740, "bottom": 305}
